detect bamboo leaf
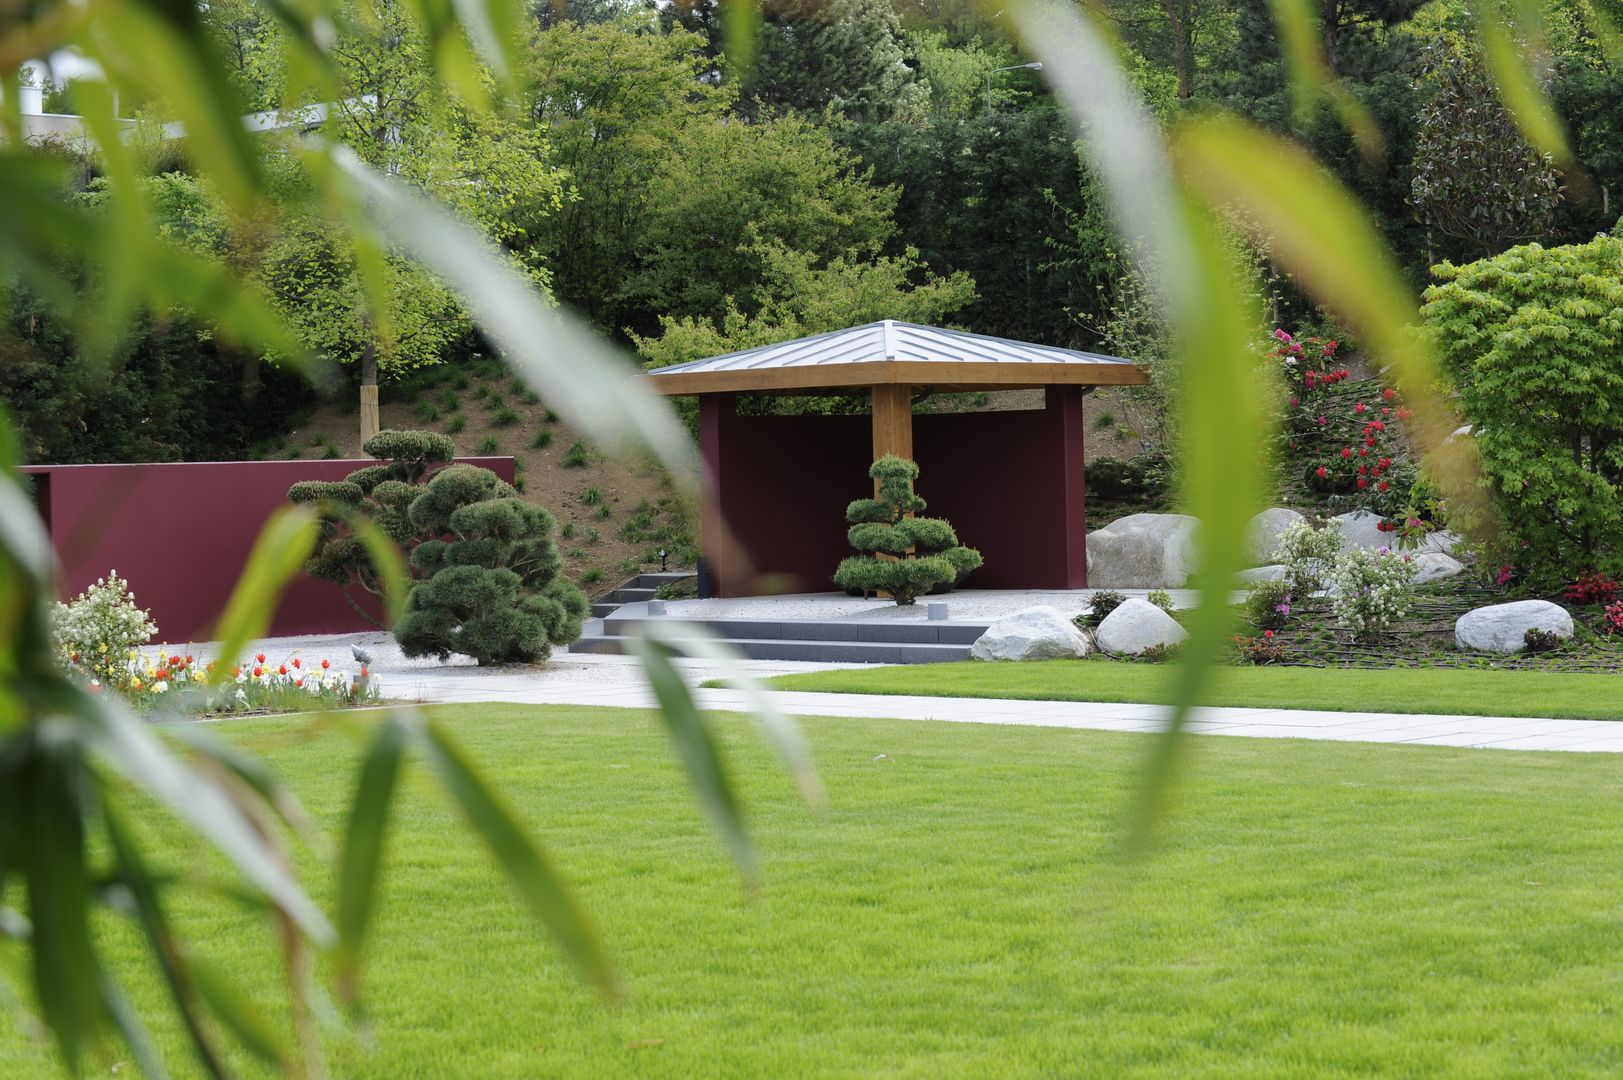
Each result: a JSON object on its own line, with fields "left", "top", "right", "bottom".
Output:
{"left": 329, "top": 148, "right": 697, "bottom": 481}
{"left": 721, "top": 0, "right": 763, "bottom": 75}
{"left": 22, "top": 720, "right": 103, "bottom": 1072}
{"left": 635, "top": 621, "right": 824, "bottom": 809}
{"left": 334, "top": 713, "right": 409, "bottom": 1002}
{"left": 98, "top": 973, "right": 170, "bottom": 1080}
{"left": 189, "top": 956, "right": 288, "bottom": 1067}
{"left": 412, "top": 719, "right": 616, "bottom": 999}
{"left": 69, "top": 688, "right": 335, "bottom": 945}
{"left": 1474, "top": 0, "right": 1575, "bottom": 169}
{"left": 1266, "top": 0, "right": 1383, "bottom": 157}
{"left": 210, "top": 506, "right": 321, "bottom": 685}
{"left": 626, "top": 636, "right": 757, "bottom": 879}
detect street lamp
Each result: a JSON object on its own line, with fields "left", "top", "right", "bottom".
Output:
{"left": 985, "top": 61, "right": 1043, "bottom": 116}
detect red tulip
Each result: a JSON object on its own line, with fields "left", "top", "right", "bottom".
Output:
{"left": 292, "top": 658, "right": 301, "bottom": 669}
{"left": 278, "top": 664, "right": 288, "bottom": 676}
{"left": 256, "top": 653, "right": 266, "bottom": 663}
{"left": 321, "top": 659, "right": 330, "bottom": 669}
{"left": 253, "top": 666, "right": 263, "bottom": 677}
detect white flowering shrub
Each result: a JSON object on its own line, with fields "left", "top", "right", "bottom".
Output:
{"left": 52, "top": 570, "right": 157, "bottom": 690}
{"left": 1329, "top": 548, "right": 1416, "bottom": 642}
{"left": 1278, "top": 521, "right": 1341, "bottom": 595}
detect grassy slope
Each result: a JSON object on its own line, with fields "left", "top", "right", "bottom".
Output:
{"left": 762, "top": 661, "right": 1623, "bottom": 722}
{"left": 7, "top": 705, "right": 1623, "bottom": 1077}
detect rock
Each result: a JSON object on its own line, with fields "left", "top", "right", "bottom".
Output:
{"left": 1410, "top": 552, "right": 1464, "bottom": 584}
{"left": 1329, "top": 510, "right": 1391, "bottom": 553}
{"left": 969, "top": 606, "right": 1091, "bottom": 662}
{"left": 1247, "top": 507, "right": 1306, "bottom": 564}
{"left": 1417, "top": 530, "right": 1463, "bottom": 556}
{"left": 1086, "top": 513, "right": 1200, "bottom": 589}
{"left": 1095, "top": 598, "right": 1190, "bottom": 657}
{"left": 1237, "top": 565, "right": 1288, "bottom": 585}
{"left": 1455, "top": 600, "right": 1573, "bottom": 654}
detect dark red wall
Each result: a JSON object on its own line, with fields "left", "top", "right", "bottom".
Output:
{"left": 21, "top": 457, "right": 515, "bottom": 643}
{"left": 702, "top": 388, "right": 1087, "bottom": 596}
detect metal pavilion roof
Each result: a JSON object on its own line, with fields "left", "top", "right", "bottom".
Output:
{"left": 642, "top": 320, "right": 1146, "bottom": 395}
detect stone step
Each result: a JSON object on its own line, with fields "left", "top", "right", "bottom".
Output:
{"left": 569, "top": 635, "right": 971, "bottom": 665}
{"left": 602, "top": 613, "right": 987, "bottom": 646}
{"left": 605, "top": 586, "right": 658, "bottom": 604}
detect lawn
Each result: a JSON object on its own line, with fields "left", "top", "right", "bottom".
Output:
{"left": 763, "top": 660, "right": 1623, "bottom": 722}
{"left": 7, "top": 705, "right": 1623, "bottom": 1077}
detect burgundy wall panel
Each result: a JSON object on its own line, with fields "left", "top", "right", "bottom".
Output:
{"left": 21, "top": 457, "right": 515, "bottom": 643}
{"left": 703, "top": 388, "right": 1088, "bottom": 596}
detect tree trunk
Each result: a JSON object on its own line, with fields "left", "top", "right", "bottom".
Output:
{"left": 359, "top": 341, "right": 380, "bottom": 443}
{"left": 1163, "top": 1, "right": 1195, "bottom": 100}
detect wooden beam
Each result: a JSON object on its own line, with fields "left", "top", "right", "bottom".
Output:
{"left": 644, "top": 359, "right": 1148, "bottom": 396}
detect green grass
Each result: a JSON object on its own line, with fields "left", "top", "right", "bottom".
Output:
{"left": 7, "top": 706, "right": 1623, "bottom": 1077}
{"left": 764, "top": 660, "right": 1623, "bottom": 722}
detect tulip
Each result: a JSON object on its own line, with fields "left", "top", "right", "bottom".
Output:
{"left": 278, "top": 664, "right": 288, "bottom": 676}
{"left": 256, "top": 653, "right": 266, "bottom": 663}
{"left": 321, "top": 658, "right": 330, "bottom": 669}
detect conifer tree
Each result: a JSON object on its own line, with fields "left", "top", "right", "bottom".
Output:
{"left": 833, "top": 455, "right": 981, "bottom": 605}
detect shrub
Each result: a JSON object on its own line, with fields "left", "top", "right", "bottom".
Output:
{"left": 531, "top": 429, "right": 553, "bottom": 450}
{"left": 1246, "top": 579, "right": 1294, "bottom": 631}
{"left": 562, "top": 441, "right": 590, "bottom": 467}
{"left": 560, "top": 522, "right": 576, "bottom": 540}
{"left": 1278, "top": 520, "right": 1340, "bottom": 595}
{"left": 1422, "top": 235, "right": 1623, "bottom": 586}
{"left": 655, "top": 579, "right": 698, "bottom": 601}
{"left": 832, "top": 456, "right": 982, "bottom": 605}
{"left": 1137, "top": 641, "right": 1183, "bottom": 663}
{"left": 477, "top": 436, "right": 500, "bottom": 455}
{"left": 492, "top": 407, "right": 520, "bottom": 427}
{"left": 51, "top": 571, "right": 157, "bottom": 691}
{"left": 595, "top": 504, "right": 612, "bottom": 520}
{"left": 581, "top": 568, "right": 604, "bottom": 584}
{"left": 1085, "top": 455, "right": 1167, "bottom": 501}
{"left": 581, "top": 486, "right": 603, "bottom": 505}
{"left": 1328, "top": 548, "right": 1416, "bottom": 642}
{"left": 440, "top": 390, "right": 460, "bottom": 411}
{"left": 1080, "top": 590, "right": 1127, "bottom": 626}
{"left": 1604, "top": 601, "right": 1623, "bottom": 635}
{"left": 415, "top": 401, "right": 441, "bottom": 423}
{"left": 446, "top": 412, "right": 466, "bottom": 433}
{"left": 1146, "top": 589, "right": 1173, "bottom": 612}
{"left": 396, "top": 480, "right": 587, "bottom": 666}
{"left": 1565, "top": 574, "right": 1619, "bottom": 606}
{"left": 1235, "top": 631, "right": 1284, "bottom": 665}
{"left": 1523, "top": 627, "right": 1562, "bottom": 653}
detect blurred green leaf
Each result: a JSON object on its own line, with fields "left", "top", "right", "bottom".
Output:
{"left": 210, "top": 506, "right": 321, "bottom": 683}
{"left": 331, "top": 148, "right": 697, "bottom": 480}
{"left": 22, "top": 720, "right": 102, "bottom": 1072}
{"left": 189, "top": 955, "right": 288, "bottom": 1067}
{"left": 721, "top": 0, "right": 763, "bottom": 75}
{"left": 1475, "top": 0, "right": 1574, "bottom": 169}
{"left": 627, "top": 636, "right": 757, "bottom": 879}
{"left": 412, "top": 719, "right": 617, "bottom": 999}
{"left": 335, "top": 713, "right": 408, "bottom": 1002}
{"left": 98, "top": 973, "right": 169, "bottom": 1080}
{"left": 1266, "top": 0, "right": 1383, "bottom": 158}
{"left": 70, "top": 689, "right": 335, "bottom": 945}
{"left": 636, "top": 621, "right": 824, "bottom": 809}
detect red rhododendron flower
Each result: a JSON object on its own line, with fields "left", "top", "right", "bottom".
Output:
{"left": 1357, "top": 478, "right": 1369, "bottom": 489}
{"left": 1359, "top": 465, "right": 1368, "bottom": 476}
{"left": 1360, "top": 447, "right": 1370, "bottom": 457}
{"left": 1383, "top": 387, "right": 1397, "bottom": 400}
{"left": 1378, "top": 480, "right": 1390, "bottom": 491}
{"left": 1290, "top": 397, "right": 1299, "bottom": 407}
{"left": 1380, "top": 407, "right": 1390, "bottom": 417}
{"left": 1315, "top": 466, "right": 1328, "bottom": 478}
{"left": 1355, "top": 403, "right": 1367, "bottom": 413}
{"left": 1365, "top": 437, "right": 1376, "bottom": 447}
{"left": 1264, "top": 629, "right": 1275, "bottom": 638}
{"left": 1341, "top": 447, "right": 1353, "bottom": 458}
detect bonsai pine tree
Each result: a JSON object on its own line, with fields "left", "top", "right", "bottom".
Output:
{"left": 394, "top": 464, "right": 588, "bottom": 665}
{"left": 289, "top": 429, "right": 456, "bottom": 627}
{"left": 833, "top": 455, "right": 982, "bottom": 605}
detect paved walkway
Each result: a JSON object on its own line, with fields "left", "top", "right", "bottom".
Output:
{"left": 193, "top": 633, "right": 1623, "bottom": 753}
{"left": 416, "top": 666, "right": 1623, "bottom": 754}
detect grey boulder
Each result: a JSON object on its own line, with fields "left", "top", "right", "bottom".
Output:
{"left": 1087, "top": 513, "right": 1200, "bottom": 588}
{"left": 1410, "top": 552, "right": 1465, "bottom": 584}
{"left": 1455, "top": 600, "right": 1573, "bottom": 654}
{"left": 1236, "top": 564, "right": 1288, "bottom": 585}
{"left": 1329, "top": 510, "right": 1391, "bottom": 553}
{"left": 1247, "top": 507, "right": 1307, "bottom": 564}
{"left": 1095, "top": 598, "right": 1189, "bottom": 657}
{"left": 970, "top": 606, "right": 1091, "bottom": 661}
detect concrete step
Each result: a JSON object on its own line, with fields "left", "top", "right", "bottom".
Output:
{"left": 605, "top": 586, "right": 658, "bottom": 605}
{"left": 589, "top": 602, "right": 620, "bottom": 618}
{"left": 569, "top": 635, "right": 970, "bottom": 665}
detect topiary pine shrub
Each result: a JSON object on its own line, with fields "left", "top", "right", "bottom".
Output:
{"left": 1421, "top": 235, "right": 1623, "bottom": 588}
{"left": 289, "top": 429, "right": 455, "bottom": 627}
{"left": 394, "top": 465, "right": 587, "bottom": 665}
{"left": 832, "top": 456, "right": 982, "bottom": 606}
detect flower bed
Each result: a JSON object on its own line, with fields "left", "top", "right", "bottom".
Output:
{"left": 69, "top": 648, "right": 380, "bottom": 715}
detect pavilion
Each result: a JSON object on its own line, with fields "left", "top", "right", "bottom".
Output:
{"left": 644, "top": 320, "right": 1148, "bottom": 597}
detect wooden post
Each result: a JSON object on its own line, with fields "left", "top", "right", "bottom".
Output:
{"left": 359, "top": 341, "right": 380, "bottom": 442}
{"left": 871, "top": 383, "right": 913, "bottom": 481}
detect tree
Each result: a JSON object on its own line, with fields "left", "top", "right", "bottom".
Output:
{"left": 289, "top": 429, "right": 456, "bottom": 626}
{"left": 734, "top": 0, "right": 929, "bottom": 122}
{"left": 1409, "top": 38, "right": 1562, "bottom": 262}
{"left": 1421, "top": 234, "right": 1623, "bottom": 586}
{"left": 833, "top": 455, "right": 982, "bottom": 605}
{"left": 396, "top": 465, "right": 588, "bottom": 664}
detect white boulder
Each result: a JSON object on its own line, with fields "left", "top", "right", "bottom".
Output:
{"left": 970, "top": 606, "right": 1091, "bottom": 662}
{"left": 1417, "top": 530, "right": 1463, "bottom": 555}
{"left": 1095, "top": 598, "right": 1189, "bottom": 657}
{"left": 1330, "top": 510, "right": 1390, "bottom": 553}
{"left": 1247, "top": 507, "right": 1307, "bottom": 564}
{"left": 1410, "top": 552, "right": 1465, "bottom": 584}
{"left": 1455, "top": 600, "right": 1573, "bottom": 654}
{"left": 1086, "top": 513, "right": 1200, "bottom": 589}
